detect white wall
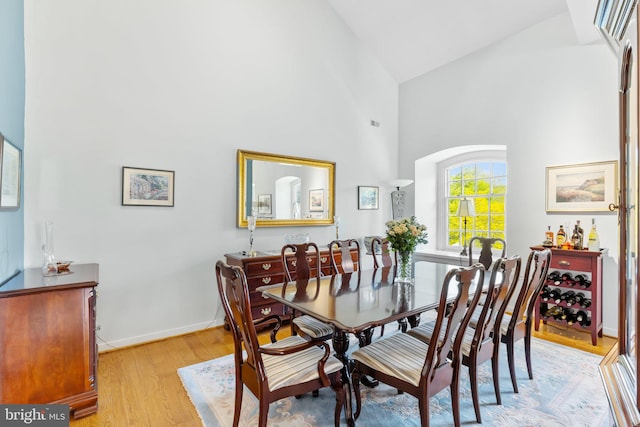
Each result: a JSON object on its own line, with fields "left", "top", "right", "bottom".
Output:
{"left": 400, "top": 13, "right": 620, "bottom": 335}
{"left": 23, "top": 0, "right": 398, "bottom": 350}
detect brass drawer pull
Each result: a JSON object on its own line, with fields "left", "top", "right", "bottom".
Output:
{"left": 292, "top": 260, "right": 297, "bottom": 267}
{"left": 262, "top": 263, "right": 271, "bottom": 270}
{"left": 261, "top": 277, "right": 271, "bottom": 284}
{"left": 558, "top": 260, "right": 571, "bottom": 267}
{"left": 261, "top": 307, "right": 272, "bottom": 315}
{"left": 321, "top": 257, "right": 327, "bottom": 263}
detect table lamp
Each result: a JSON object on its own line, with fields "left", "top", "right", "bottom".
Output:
{"left": 457, "top": 198, "right": 474, "bottom": 256}
{"left": 390, "top": 179, "right": 414, "bottom": 219}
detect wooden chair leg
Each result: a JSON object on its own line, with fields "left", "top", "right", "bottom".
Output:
{"left": 418, "top": 395, "right": 431, "bottom": 427}
{"left": 450, "top": 365, "right": 460, "bottom": 427}
{"left": 469, "top": 361, "right": 482, "bottom": 423}
{"left": 332, "top": 380, "right": 344, "bottom": 427}
{"left": 233, "top": 368, "right": 243, "bottom": 427}
{"left": 258, "top": 400, "right": 269, "bottom": 427}
{"left": 506, "top": 338, "right": 519, "bottom": 393}
{"left": 525, "top": 331, "right": 534, "bottom": 379}
{"left": 492, "top": 345, "right": 502, "bottom": 405}
{"left": 352, "top": 369, "right": 363, "bottom": 419}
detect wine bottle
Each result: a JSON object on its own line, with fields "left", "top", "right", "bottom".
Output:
{"left": 561, "top": 272, "right": 575, "bottom": 286}
{"left": 548, "top": 271, "right": 561, "bottom": 285}
{"left": 576, "top": 310, "right": 591, "bottom": 327}
{"left": 553, "top": 289, "right": 563, "bottom": 304}
{"left": 540, "top": 285, "right": 551, "bottom": 301}
{"left": 575, "top": 292, "right": 585, "bottom": 306}
{"left": 556, "top": 225, "right": 566, "bottom": 248}
{"left": 563, "top": 290, "right": 577, "bottom": 306}
{"left": 547, "top": 288, "right": 560, "bottom": 303}
{"left": 581, "top": 297, "right": 592, "bottom": 308}
{"left": 571, "top": 224, "right": 582, "bottom": 250}
{"left": 543, "top": 226, "right": 554, "bottom": 248}
{"left": 566, "top": 309, "right": 576, "bottom": 325}
{"left": 574, "top": 274, "right": 591, "bottom": 288}
{"left": 577, "top": 220, "right": 584, "bottom": 250}
{"left": 588, "top": 218, "right": 600, "bottom": 252}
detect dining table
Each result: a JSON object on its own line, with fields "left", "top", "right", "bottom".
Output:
{"left": 258, "top": 260, "right": 466, "bottom": 426}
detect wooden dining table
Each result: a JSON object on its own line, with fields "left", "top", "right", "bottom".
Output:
{"left": 258, "top": 260, "right": 463, "bottom": 426}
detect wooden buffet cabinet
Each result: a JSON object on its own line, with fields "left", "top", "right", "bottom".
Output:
{"left": 225, "top": 248, "right": 357, "bottom": 324}
{"left": 0, "top": 264, "right": 98, "bottom": 419}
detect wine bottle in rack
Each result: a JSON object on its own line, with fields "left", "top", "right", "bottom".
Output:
{"left": 553, "top": 288, "right": 563, "bottom": 304}
{"left": 581, "top": 297, "right": 592, "bottom": 308}
{"left": 547, "top": 271, "right": 561, "bottom": 285}
{"left": 575, "top": 292, "right": 585, "bottom": 306}
{"left": 540, "top": 285, "right": 551, "bottom": 301}
{"left": 574, "top": 274, "right": 591, "bottom": 288}
{"left": 575, "top": 310, "right": 591, "bottom": 327}
{"left": 563, "top": 290, "right": 577, "bottom": 307}
{"left": 561, "top": 272, "right": 575, "bottom": 286}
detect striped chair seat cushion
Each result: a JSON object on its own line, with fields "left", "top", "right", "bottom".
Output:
{"left": 406, "top": 318, "right": 449, "bottom": 345}
{"left": 351, "top": 332, "right": 430, "bottom": 387}
{"left": 293, "top": 315, "right": 334, "bottom": 338}
{"left": 467, "top": 305, "right": 483, "bottom": 328}
{"left": 259, "top": 335, "right": 343, "bottom": 392}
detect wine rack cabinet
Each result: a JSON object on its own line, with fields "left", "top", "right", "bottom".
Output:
{"left": 531, "top": 246, "right": 603, "bottom": 345}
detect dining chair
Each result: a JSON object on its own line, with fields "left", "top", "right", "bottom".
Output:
{"left": 468, "top": 236, "right": 506, "bottom": 269}
{"left": 495, "top": 248, "right": 551, "bottom": 394}
{"left": 351, "top": 264, "right": 485, "bottom": 427}
{"left": 281, "top": 243, "right": 334, "bottom": 342}
{"left": 329, "top": 238, "right": 361, "bottom": 274}
{"left": 370, "top": 236, "right": 397, "bottom": 269}
{"left": 215, "top": 260, "right": 345, "bottom": 427}
{"left": 407, "top": 258, "right": 515, "bottom": 423}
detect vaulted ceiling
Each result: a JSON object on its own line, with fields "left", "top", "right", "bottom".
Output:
{"left": 327, "top": 0, "right": 602, "bottom": 83}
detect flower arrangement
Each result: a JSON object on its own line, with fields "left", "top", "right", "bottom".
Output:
{"left": 385, "top": 216, "right": 428, "bottom": 282}
{"left": 385, "top": 216, "right": 428, "bottom": 255}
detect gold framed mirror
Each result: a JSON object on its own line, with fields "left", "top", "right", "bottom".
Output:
{"left": 237, "top": 150, "right": 335, "bottom": 227}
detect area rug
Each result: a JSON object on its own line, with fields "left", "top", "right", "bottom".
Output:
{"left": 178, "top": 337, "right": 612, "bottom": 426}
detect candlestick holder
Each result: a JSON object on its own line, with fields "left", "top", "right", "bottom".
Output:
{"left": 334, "top": 216, "right": 341, "bottom": 239}
{"left": 247, "top": 216, "right": 257, "bottom": 257}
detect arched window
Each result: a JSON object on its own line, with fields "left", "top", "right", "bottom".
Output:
{"left": 439, "top": 151, "right": 506, "bottom": 252}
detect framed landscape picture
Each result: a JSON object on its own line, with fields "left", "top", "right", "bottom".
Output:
{"left": 309, "top": 189, "right": 324, "bottom": 212}
{"left": 358, "top": 186, "right": 379, "bottom": 210}
{"left": 122, "top": 166, "right": 175, "bottom": 207}
{"left": 545, "top": 161, "right": 617, "bottom": 212}
{"left": 257, "top": 194, "right": 272, "bottom": 215}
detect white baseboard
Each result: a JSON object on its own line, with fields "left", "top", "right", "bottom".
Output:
{"left": 97, "top": 319, "right": 225, "bottom": 352}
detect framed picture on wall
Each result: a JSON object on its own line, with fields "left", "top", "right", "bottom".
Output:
{"left": 358, "top": 186, "right": 379, "bottom": 210}
{"left": 309, "top": 189, "right": 324, "bottom": 212}
{"left": 545, "top": 161, "right": 617, "bottom": 212}
{"left": 258, "top": 194, "right": 272, "bottom": 215}
{"left": 122, "top": 166, "right": 175, "bottom": 207}
{"left": 0, "top": 134, "right": 22, "bottom": 210}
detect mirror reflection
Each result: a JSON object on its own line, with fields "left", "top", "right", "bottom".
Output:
{"left": 237, "top": 150, "right": 335, "bottom": 227}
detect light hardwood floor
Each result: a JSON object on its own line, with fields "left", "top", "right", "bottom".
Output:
{"left": 70, "top": 324, "right": 616, "bottom": 426}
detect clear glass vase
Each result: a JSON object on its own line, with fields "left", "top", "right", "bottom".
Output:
{"left": 41, "top": 221, "right": 58, "bottom": 276}
{"left": 395, "top": 251, "right": 414, "bottom": 283}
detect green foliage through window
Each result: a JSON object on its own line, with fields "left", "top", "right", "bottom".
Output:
{"left": 447, "top": 161, "right": 506, "bottom": 248}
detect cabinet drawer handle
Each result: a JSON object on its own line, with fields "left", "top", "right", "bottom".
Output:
{"left": 558, "top": 260, "right": 571, "bottom": 267}
{"left": 262, "top": 294, "right": 270, "bottom": 299}
{"left": 292, "top": 260, "right": 297, "bottom": 267}
{"left": 262, "top": 263, "right": 272, "bottom": 270}
{"left": 321, "top": 257, "right": 327, "bottom": 263}
{"left": 261, "top": 307, "right": 272, "bottom": 315}
{"left": 261, "top": 277, "right": 271, "bottom": 284}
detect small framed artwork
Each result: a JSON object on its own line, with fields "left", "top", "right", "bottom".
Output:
{"left": 257, "top": 194, "right": 272, "bottom": 215}
{"left": 309, "top": 189, "right": 325, "bottom": 212}
{"left": 0, "top": 134, "right": 22, "bottom": 210}
{"left": 358, "top": 186, "right": 379, "bottom": 210}
{"left": 545, "top": 161, "right": 617, "bottom": 212}
{"left": 122, "top": 166, "right": 175, "bottom": 207}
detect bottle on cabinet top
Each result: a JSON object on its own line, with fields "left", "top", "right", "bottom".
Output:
{"left": 543, "top": 226, "right": 554, "bottom": 248}
{"left": 556, "top": 225, "right": 566, "bottom": 248}
{"left": 577, "top": 220, "right": 584, "bottom": 249}
{"left": 588, "top": 218, "right": 600, "bottom": 252}
{"left": 571, "top": 225, "right": 582, "bottom": 250}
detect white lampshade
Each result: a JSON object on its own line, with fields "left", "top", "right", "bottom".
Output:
{"left": 389, "top": 179, "right": 414, "bottom": 190}
{"left": 457, "top": 198, "right": 474, "bottom": 217}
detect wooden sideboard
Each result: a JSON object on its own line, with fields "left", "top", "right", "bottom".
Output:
{"left": 0, "top": 263, "right": 98, "bottom": 419}
{"left": 225, "top": 247, "right": 357, "bottom": 325}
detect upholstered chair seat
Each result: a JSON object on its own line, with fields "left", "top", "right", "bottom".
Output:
{"left": 259, "top": 335, "right": 343, "bottom": 391}
{"left": 292, "top": 316, "right": 335, "bottom": 340}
